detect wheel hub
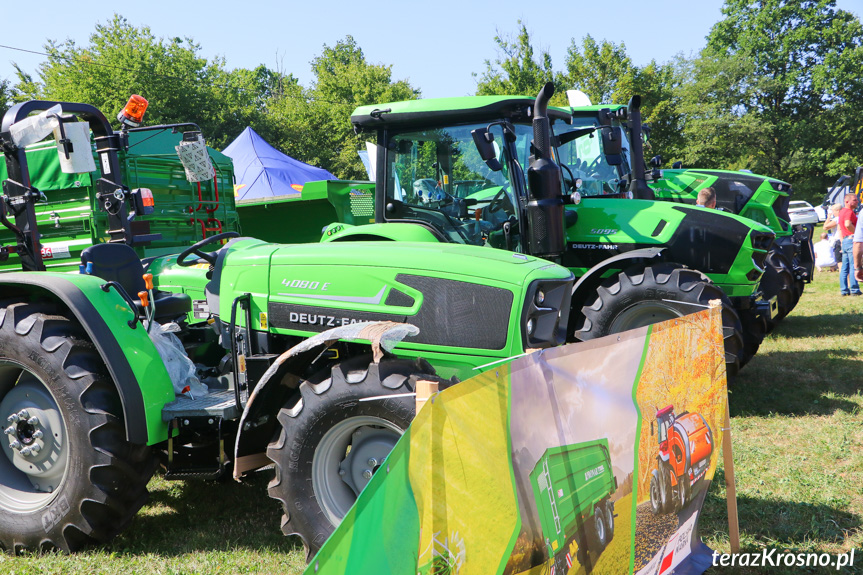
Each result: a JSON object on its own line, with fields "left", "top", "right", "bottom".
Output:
{"left": 312, "top": 415, "right": 403, "bottom": 527}
{"left": 338, "top": 425, "right": 400, "bottom": 495}
{"left": 0, "top": 370, "right": 68, "bottom": 502}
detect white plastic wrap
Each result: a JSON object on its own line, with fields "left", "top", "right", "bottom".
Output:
{"left": 175, "top": 136, "right": 215, "bottom": 183}
{"left": 9, "top": 104, "right": 62, "bottom": 147}
{"left": 149, "top": 322, "right": 208, "bottom": 397}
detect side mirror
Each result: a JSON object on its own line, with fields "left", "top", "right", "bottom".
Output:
{"left": 601, "top": 126, "right": 623, "bottom": 166}
{"left": 471, "top": 128, "right": 502, "bottom": 171}
{"left": 672, "top": 161, "right": 683, "bottom": 169}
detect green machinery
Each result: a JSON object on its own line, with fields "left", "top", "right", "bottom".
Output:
{"left": 260, "top": 85, "right": 776, "bottom": 375}
{"left": 0, "top": 124, "right": 238, "bottom": 272}
{"left": 0, "top": 100, "right": 574, "bottom": 557}
{"left": 529, "top": 439, "right": 617, "bottom": 572}
{"left": 564, "top": 102, "right": 811, "bottom": 328}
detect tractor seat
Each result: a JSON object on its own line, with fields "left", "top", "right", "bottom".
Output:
{"left": 80, "top": 243, "right": 192, "bottom": 323}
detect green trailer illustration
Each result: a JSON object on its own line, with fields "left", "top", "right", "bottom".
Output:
{"left": 529, "top": 439, "right": 618, "bottom": 573}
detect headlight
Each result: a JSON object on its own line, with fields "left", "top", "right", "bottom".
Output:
{"left": 521, "top": 277, "right": 574, "bottom": 349}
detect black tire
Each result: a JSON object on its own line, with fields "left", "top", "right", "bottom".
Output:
{"left": 604, "top": 500, "right": 615, "bottom": 541}
{"left": 267, "top": 355, "right": 441, "bottom": 560}
{"left": 590, "top": 503, "right": 608, "bottom": 551}
{"left": 649, "top": 469, "right": 666, "bottom": 515}
{"left": 0, "top": 302, "right": 155, "bottom": 553}
{"left": 576, "top": 264, "right": 744, "bottom": 378}
{"left": 677, "top": 476, "right": 690, "bottom": 512}
{"left": 759, "top": 249, "right": 795, "bottom": 328}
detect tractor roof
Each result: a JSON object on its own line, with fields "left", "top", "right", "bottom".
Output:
{"left": 351, "top": 95, "right": 572, "bottom": 131}
{"left": 656, "top": 405, "right": 674, "bottom": 418}
{"left": 570, "top": 104, "right": 627, "bottom": 116}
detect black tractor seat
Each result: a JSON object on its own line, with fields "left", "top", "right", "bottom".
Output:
{"left": 80, "top": 243, "right": 192, "bottom": 324}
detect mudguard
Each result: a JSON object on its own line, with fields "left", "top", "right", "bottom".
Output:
{"left": 0, "top": 273, "right": 175, "bottom": 445}
{"left": 571, "top": 246, "right": 666, "bottom": 305}
{"left": 233, "top": 321, "right": 419, "bottom": 479}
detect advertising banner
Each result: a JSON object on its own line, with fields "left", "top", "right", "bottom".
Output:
{"left": 306, "top": 306, "right": 728, "bottom": 575}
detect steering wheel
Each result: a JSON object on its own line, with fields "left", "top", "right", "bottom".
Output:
{"left": 484, "top": 188, "right": 515, "bottom": 227}
{"left": 176, "top": 232, "right": 240, "bottom": 267}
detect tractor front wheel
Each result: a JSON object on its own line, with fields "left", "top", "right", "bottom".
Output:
{"left": 576, "top": 264, "right": 744, "bottom": 377}
{"left": 267, "top": 355, "right": 440, "bottom": 560}
{"left": 649, "top": 469, "right": 667, "bottom": 515}
{"left": 0, "top": 302, "right": 154, "bottom": 553}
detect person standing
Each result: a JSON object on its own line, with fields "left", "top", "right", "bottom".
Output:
{"left": 854, "top": 213, "right": 863, "bottom": 283}
{"left": 838, "top": 193, "right": 860, "bottom": 295}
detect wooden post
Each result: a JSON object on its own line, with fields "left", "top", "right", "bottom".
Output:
{"left": 415, "top": 379, "right": 439, "bottom": 414}
{"left": 722, "top": 396, "right": 740, "bottom": 553}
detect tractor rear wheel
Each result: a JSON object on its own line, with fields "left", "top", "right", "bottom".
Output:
{"left": 576, "top": 264, "right": 744, "bottom": 378}
{"left": 0, "top": 302, "right": 154, "bottom": 553}
{"left": 267, "top": 355, "right": 441, "bottom": 560}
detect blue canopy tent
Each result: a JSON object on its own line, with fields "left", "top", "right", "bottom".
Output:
{"left": 223, "top": 127, "right": 335, "bottom": 202}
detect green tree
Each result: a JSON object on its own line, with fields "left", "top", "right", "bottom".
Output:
{"left": 564, "top": 35, "right": 635, "bottom": 105}
{"left": 475, "top": 22, "right": 568, "bottom": 105}
{"left": 0, "top": 78, "right": 11, "bottom": 117}
{"left": 682, "top": 0, "right": 863, "bottom": 198}
{"left": 564, "top": 36, "right": 686, "bottom": 163}
{"left": 265, "top": 36, "right": 418, "bottom": 179}
{"left": 13, "top": 15, "right": 276, "bottom": 148}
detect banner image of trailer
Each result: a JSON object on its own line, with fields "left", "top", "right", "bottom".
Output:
{"left": 529, "top": 439, "right": 618, "bottom": 574}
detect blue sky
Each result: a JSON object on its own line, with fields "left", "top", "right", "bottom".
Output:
{"left": 2, "top": 0, "right": 862, "bottom": 99}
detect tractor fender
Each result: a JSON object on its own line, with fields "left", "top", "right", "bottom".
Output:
{"left": 0, "top": 273, "right": 174, "bottom": 445}
{"left": 571, "top": 247, "right": 666, "bottom": 306}
{"left": 233, "top": 321, "right": 420, "bottom": 479}
{"left": 673, "top": 420, "right": 692, "bottom": 473}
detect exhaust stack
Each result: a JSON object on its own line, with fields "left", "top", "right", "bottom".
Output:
{"left": 525, "top": 83, "right": 565, "bottom": 258}
{"left": 627, "top": 95, "right": 655, "bottom": 201}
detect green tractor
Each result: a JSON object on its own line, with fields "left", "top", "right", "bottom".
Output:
{"left": 295, "top": 85, "right": 775, "bottom": 374}
{"left": 564, "top": 100, "right": 811, "bottom": 328}
{"left": 0, "top": 100, "right": 574, "bottom": 556}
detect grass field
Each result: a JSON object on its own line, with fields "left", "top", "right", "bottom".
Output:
{"left": 2, "top": 262, "right": 861, "bottom": 574}
{"left": 701, "top": 264, "right": 863, "bottom": 573}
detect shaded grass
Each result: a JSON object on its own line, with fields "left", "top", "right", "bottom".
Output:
{"left": 4, "top": 261, "right": 861, "bottom": 574}
{"left": 703, "top": 268, "right": 863, "bottom": 573}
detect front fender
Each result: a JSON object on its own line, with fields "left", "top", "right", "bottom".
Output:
{"left": 571, "top": 247, "right": 666, "bottom": 305}
{"left": 233, "top": 321, "right": 419, "bottom": 479}
{"left": 0, "top": 273, "right": 174, "bottom": 445}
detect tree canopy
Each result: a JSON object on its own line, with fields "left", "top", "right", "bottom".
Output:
{"left": 4, "top": 4, "right": 863, "bottom": 198}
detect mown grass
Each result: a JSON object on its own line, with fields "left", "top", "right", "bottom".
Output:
{"left": 702, "top": 265, "right": 863, "bottom": 573}
{"left": 3, "top": 259, "right": 861, "bottom": 574}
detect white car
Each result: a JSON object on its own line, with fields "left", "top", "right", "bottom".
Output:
{"left": 788, "top": 200, "right": 819, "bottom": 225}
{"left": 813, "top": 204, "right": 828, "bottom": 222}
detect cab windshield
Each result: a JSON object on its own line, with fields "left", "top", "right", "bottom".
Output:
{"left": 554, "top": 117, "right": 632, "bottom": 196}
{"left": 384, "top": 122, "right": 533, "bottom": 250}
